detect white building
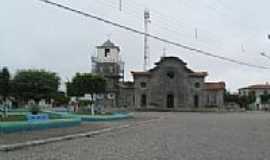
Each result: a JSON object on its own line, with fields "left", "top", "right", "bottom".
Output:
{"left": 239, "top": 83, "right": 270, "bottom": 110}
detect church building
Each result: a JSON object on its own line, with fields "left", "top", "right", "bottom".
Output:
{"left": 92, "top": 40, "right": 226, "bottom": 110}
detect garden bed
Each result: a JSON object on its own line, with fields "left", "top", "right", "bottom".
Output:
{"left": 0, "top": 118, "right": 81, "bottom": 134}
{"left": 0, "top": 115, "right": 26, "bottom": 122}
{"left": 0, "top": 112, "right": 67, "bottom": 122}
{"left": 0, "top": 112, "right": 82, "bottom": 134}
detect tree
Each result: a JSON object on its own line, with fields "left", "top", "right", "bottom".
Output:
{"left": 12, "top": 69, "right": 60, "bottom": 105}
{"left": 224, "top": 91, "right": 239, "bottom": 104}
{"left": 68, "top": 73, "right": 106, "bottom": 99}
{"left": 0, "top": 67, "right": 11, "bottom": 102}
{"left": 261, "top": 94, "right": 270, "bottom": 104}
{"left": 0, "top": 67, "right": 11, "bottom": 118}
{"left": 238, "top": 93, "right": 256, "bottom": 110}
{"left": 53, "top": 91, "right": 70, "bottom": 107}
{"left": 224, "top": 91, "right": 256, "bottom": 110}
{"left": 67, "top": 73, "right": 106, "bottom": 114}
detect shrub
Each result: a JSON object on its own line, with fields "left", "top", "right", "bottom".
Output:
{"left": 30, "top": 105, "right": 40, "bottom": 115}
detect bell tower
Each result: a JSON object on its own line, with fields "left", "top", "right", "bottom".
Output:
{"left": 91, "top": 40, "right": 124, "bottom": 108}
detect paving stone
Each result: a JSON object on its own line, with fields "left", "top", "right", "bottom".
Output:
{"left": 1, "top": 112, "right": 270, "bottom": 160}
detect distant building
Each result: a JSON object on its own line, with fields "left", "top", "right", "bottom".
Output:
{"left": 204, "top": 82, "right": 226, "bottom": 107}
{"left": 239, "top": 83, "right": 270, "bottom": 110}
{"left": 92, "top": 40, "right": 226, "bottom": 110}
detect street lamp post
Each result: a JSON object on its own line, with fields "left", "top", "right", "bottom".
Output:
{"left": 260, "top": 52, "right": 270, "bottom": 60}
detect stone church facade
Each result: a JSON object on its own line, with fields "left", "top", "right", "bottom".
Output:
{"left": 131, "top": 57, "right": 225, "bottom": 109}
{"left": 92, "top": 40, "right": 226, "bottom": 110}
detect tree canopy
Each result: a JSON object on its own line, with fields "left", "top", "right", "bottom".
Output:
{"left": 224, "top": 91, "right": 256, "bottom": 110}
{"left": 67, "top": 73, "right": 106, "bottom": 98}
{"left": 260, "top": 94, "right": 270, "bottom": 104}
{"left": 12, "top": 69, "right": 60, "bottom": 103}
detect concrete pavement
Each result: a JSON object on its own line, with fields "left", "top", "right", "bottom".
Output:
{"left": 1, "top": 112, "right": 270, "bottom": 160}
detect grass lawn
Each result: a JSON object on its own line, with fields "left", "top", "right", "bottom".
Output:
{"left": 0, "top": 115, "right": 26, "bottom": 122}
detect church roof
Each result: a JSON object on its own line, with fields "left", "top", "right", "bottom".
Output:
{"left": 131, "top": 71, "right": 151, "bottom": 76}
{"left": 189, "top": 72, "right": 208, "bottom": 77}
{"left": 239, "top": 84, "right": 270, "bottom": 90}
{"left": 205, "top": 82, "right": 226, "bottom": 91}
{"left": 131, "top": 57, "right": 208, "bottom": 77}
{"left": 97, "top": 39, "right": 120, "bottom": 50}
{"left": 102, "top": 40, "right": 116, "bottom": 47}
{"left": 155, "top": 56, "right": 187, "bottom": 66}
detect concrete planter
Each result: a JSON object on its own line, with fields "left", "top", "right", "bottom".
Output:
{"left": 0, "top": 118, "right": 81, "bottom": 134}
{"left": 72, "top": 113, "right": 132, "bottom": 122}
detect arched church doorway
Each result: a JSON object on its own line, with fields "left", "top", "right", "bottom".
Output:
{"left": 167, "top": 94, "right": 174, "bottom": 108}
{"left": 194, "top": 95, "right": 199, "bottom": 108}
{"left": 141, "top": 94, "right": 147, "bottom": 107}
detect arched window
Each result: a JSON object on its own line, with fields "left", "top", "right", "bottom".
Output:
{"left": 167, "top": 71, "right": 175, "bottom": 79}
{"left": 195, "top": 82, "right": 200, "bottom": 88}
{"left": 167, "top": 94, "right": 174, "bottom": 108}
{"left": 140, "top": 82, "right": 147, "bottom": 88}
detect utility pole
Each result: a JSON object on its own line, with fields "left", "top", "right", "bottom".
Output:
{"left": 195, "top": 28, "right": 198, "bottom": 40}
{"left": 144, "top": 9, "right": 150, "bottom": 71}
{"left": 119, "top": 0, "right": 122, "bottom": 11}
{"left": 241, "top": 44, "right": 245, "bottom": 53}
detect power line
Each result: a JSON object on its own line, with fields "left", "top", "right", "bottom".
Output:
{"left": 94, "top": 0, "right": 223, "bottom": 48}
{"left": 97, "top": 0, "right": 265, "bottom": 58}
{"left": 104, "top": 0, "right": 260, "bottom": 53}
{"left": 37, "top": 0, "right": 270, "bottom": 69}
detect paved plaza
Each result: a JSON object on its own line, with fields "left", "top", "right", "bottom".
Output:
{"left": 1, "top": 112, "right": 270, "bottom": 160}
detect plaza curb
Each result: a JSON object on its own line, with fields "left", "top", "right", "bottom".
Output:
{"left": 0, "top": 117, "right": 163, "bottom": 152}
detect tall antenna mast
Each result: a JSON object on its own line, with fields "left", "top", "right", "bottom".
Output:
{"left": 144, "top": 9, "right": 150, "bottom": 71}
{"left": 162, "top": 47, "right": 167, "bottom": 57}
{"left": 195, "top": 28, "right": 198, "bottom": 40}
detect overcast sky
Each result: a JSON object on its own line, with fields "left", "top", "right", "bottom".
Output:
{"left": 1, "top": 0, "right": 270, "bottom": 92}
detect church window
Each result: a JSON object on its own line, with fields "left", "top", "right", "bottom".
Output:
{"left": 109, "top": 66, "right": 114, "bottom": 73}
{"left": 195, "top": 82, "right": 200, "bottom": 88}
{"left": 167, "top": 71, "right": 175, "bottom": 79}
{"left": 140, "top": 82, "right": 147, "bottom": 88}
{"left": 105, "top": 48, "right": 110, "bottom": 57}
{"left": 207, "top": 95, "right": 210, "bottom": 104}
{"left": 213, "top": 93, "right": 217, "bottom": 104}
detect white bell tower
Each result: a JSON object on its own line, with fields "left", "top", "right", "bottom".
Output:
{"left": 96, "top": 40, "right": 120, "bottom": 63}
{"left": 91, "top": 39, "right": 124, "bottom": 80}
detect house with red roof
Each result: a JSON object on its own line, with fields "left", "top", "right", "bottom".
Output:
{"left": 239, "top": 83, "right": 270, "bottom": 110}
